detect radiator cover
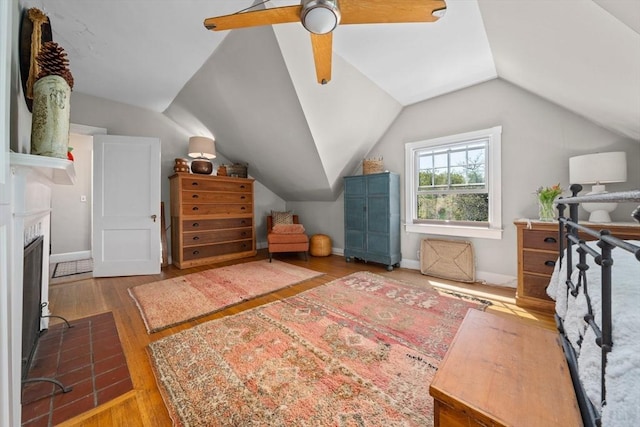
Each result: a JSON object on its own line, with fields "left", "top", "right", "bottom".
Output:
{"left": 420, "top": 238, "right": 476, "bottom": 283}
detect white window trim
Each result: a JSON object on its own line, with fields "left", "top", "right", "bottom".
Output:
{"left": 404, "top": 126, "right": 503, "bottom": 240}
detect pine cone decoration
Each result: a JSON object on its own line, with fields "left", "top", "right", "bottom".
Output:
{"left": 36, "top": 41, "right": 74, "bottom": 90}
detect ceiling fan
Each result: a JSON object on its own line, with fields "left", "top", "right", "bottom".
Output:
{"left": 204, "top": 0, "right": 447, "bottom": 85}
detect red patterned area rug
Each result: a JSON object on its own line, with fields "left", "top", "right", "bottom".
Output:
{"left": 129, "top": 259, "right": 323, "bottom": 333}
{"left": 148, "top": 271, "right": 487, "bottom": 426}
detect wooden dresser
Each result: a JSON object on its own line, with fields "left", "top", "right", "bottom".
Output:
{"left": 170, "top": 174, "right": 256, "bottom": 269}
{"left": 514, "top": 219, "right": 640, "bottom": 314}
{"left": 429, "top": 309, "right": 583, "bottom": 427}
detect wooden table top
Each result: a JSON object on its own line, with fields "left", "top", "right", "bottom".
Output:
{"left": 429, "top": 309, "right": 583, "bottom": 427}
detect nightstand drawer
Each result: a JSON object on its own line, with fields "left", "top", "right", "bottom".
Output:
{"left": 523, "top": 229, "right": 559, "bottom": 251}
{"left": 523, "top": 251, "right": 557, "bottom": 275}
{"left": 523, "top": 274, "right": 554, "bottom": 301}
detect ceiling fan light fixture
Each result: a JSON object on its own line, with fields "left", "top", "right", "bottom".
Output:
{"left": 301, "top": 0, "right": 340, "bottom": 34}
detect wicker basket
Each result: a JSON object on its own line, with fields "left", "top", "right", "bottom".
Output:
{"left": 226, "top": 163, "right": 248, "bottom": 178}
{"left": 363, "top": 157, "right": 383, "bottom": 175}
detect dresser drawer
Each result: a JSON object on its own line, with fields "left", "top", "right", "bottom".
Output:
{"left": 182, "top": 191, "right": 251, "bottom": 204}
{"left": 183, "top": 228, "right": 253, "bottom": 246}
{"left": 182, "top": 240, "right": 253, "bottom": 261}
{"left": 182, "top": 217, "right": 252, "bottom": 231}
{"left": 181, "top": 178, "right": 252, "bottom": 193}
{"left": 523, "top": 229, "right": 559, "bottom": 251}
{"left": 523, "top": 251, "right": 557, "bottom": 276}
{"left": 182, "top": 204, "right": 252, "bottom": 216}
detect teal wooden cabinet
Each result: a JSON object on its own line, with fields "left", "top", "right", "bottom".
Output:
{"left": 343, "top": 172, "right": 401, "bottom": 271}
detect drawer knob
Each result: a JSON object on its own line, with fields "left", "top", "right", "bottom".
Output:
{"left": 241, "top": 196, "right": 246, "bottom": 200}
{"left": 193, "top": 250, "right": 200, "bottom": 255}
{"left": 193, "top": 236, "right": 200, "bottom": 241}
{"left": 241, "top": 220, "right": 246, "bottom": 224}
{"left": 191, "top": 182, "right": 199, "bottom": 186}
{"left": 241, "top": 232, "right": 247, "bottom": 236}
{"left": 544, "top": 237, "right": 557, "bottom": 243}
{"left": 240, "top": 185, "right": 245, "bottom": 189}
{"left": 192, "top": 194, "right": 199, "bottom": 199}
{"left": 192, "top": 222, "right": 199, "bottom": 227}
{"left": 241, "top": 207, "right": 246, "bottom": 211}
{"left": 545, "top": 260, "right": 556, "bottom": 267}
{"left": 192, "top": 206, "right": 199, "bottom": 211}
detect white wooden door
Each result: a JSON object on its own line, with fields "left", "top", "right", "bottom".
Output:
{"left": 93, "top": 135, "right": 161, "bottom": 276}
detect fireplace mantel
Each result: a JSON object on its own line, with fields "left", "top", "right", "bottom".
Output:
{"left": 10, "top": 152, "right": 76, "bottom": 341}
{"left": 10, "top": 152, "right": 76, "bottom": 185}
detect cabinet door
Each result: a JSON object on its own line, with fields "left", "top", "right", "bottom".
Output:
{"left": 366, "top": 195, "right": 390, "bottom": 255}
{"left": 345, "top": 195, "right": 365, "bottom": 251}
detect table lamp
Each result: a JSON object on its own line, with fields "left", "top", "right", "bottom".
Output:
{"left": 188, "top": 136, "right": 216, "bottom": 175}
{"left": 569, "top": 151, "right": 627, "bottom": 222}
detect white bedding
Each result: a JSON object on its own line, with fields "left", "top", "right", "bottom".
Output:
{"left": 547, "top": 240, "right": 640, "bottom": 426}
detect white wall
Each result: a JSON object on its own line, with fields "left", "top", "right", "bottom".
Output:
{"left": 67, "top": 92, "right": 286, "bottom": 260}
{"left": 30, "top": 79, "right": 640, "bottom": 283}
{"left": 50, "top": 133, "right": 92, "bottom": 257}
{"left": 295, "top": 79, "right": 640, "bottom": 284}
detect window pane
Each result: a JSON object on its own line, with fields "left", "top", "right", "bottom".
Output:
{"left": 450, "top": 167, "right": 465, "bottom": 184}
{"left": 416, "top": 193, "right": 489, "bottom": 222}
{"left": 449, "top": 150, "right": 466, "bottom": 166}
{"left": 419, "top": 155, "right": 433, "bottom": 169}
{"left": 433, "top": 153, "right": 447, "bottom": 168}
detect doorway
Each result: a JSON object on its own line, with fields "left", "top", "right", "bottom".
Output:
{"left": 49, "top": 125, "right": 104, "bottom": 284}
{"left": 49, "top": 126, "right": 162, "bottom": 280}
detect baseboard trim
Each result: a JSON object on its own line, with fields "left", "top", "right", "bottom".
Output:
{"left": 50, "top": 250, "right": 92, "bottom": 264}
{"left": 400, "top": 258, "right": 516, "bottom": 287}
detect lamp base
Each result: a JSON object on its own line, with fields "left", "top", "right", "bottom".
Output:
{"left": 582, "top": 184, "right": 616, "bottom": 223}
{"left": 585, "top": 209, "right": 614, "bottom": 223}
{"left": 191, "top": 159, "right": 213, "bottom": 175}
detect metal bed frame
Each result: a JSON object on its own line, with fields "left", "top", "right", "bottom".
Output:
{"left": 555, "top": 185, "right": 640, "bottom": 427}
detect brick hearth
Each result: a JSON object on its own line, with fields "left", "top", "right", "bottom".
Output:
{"left": 21, "top": 312, "right": 133, "bottom": 426}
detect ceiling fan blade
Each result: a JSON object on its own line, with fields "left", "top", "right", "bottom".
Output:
{"left": 310, "top": 33, "right": 332, "bottom": 85}
{"left": 340, "top": 0, "right": 446, "bottom": 24}
{"left": 204, "top": 5, "right": 301, "bottom": 31}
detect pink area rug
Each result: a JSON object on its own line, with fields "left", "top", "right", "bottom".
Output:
{"left": 148, "top": 271, "right": 487, "bottom": 426}
{"left": 129, "top": 260, "right": 323, "bottom": 333}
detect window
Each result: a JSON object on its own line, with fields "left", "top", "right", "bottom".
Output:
{"left": 405, "top": 126, "right": 502, "bottom": 239}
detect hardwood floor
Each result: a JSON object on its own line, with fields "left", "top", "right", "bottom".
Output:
{"left": 47, "top": 251, "right": 554, "bottom": 426}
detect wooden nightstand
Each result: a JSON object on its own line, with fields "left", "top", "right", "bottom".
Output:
{"left": 514, "top": 219, "right": 640, "bottom": 314}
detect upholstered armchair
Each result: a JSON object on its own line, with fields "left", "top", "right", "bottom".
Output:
{"left": 267, "top": 214, "right": 309, "bottom": 262}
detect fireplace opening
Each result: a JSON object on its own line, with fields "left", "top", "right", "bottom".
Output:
{"left": 22, "top": 235, "right": 44, "bottom": 379}
{"left": 21, "top": 235, "right": 73, "bottom": 397}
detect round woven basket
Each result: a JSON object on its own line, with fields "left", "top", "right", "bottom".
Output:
{"left": 310, "top": 234, "right": 332, "bottom": 257}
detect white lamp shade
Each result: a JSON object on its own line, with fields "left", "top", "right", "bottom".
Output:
{"left": 569, "top": 151, "right": 627, "bottom": 185}
{"left": 188, "top": 136, "right": 216, "bottom": 159}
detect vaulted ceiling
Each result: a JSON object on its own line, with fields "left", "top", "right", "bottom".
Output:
{"left": 21, "top": 0, "right": 640, "bottom": 200}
